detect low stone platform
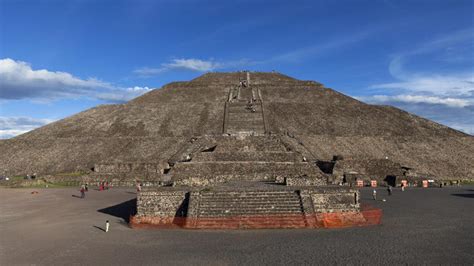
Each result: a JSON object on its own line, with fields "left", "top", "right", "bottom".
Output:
{"left": 130, "top": 184, "right": 381, "bottom": 229}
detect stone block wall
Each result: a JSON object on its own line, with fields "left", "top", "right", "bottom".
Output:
{"left": 94, "top": 162, "right": 164, "bottom": 174}
{"left": 285, "top": 176, "right": 327, "bottom": 186}
{"left": 309, "top": 191, "right": 359, "bottom": 213}
{"left": 136, "top": 190, "right": 188, "bottom": 217}
{"left": 299, "top": 188, "right": 359, "bottom": 214}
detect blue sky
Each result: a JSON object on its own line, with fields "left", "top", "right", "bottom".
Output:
{"left": 1, "top": 0, "right": 473, "bottom": 138}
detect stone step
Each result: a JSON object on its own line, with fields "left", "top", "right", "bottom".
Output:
{"left": 227, "top": 108, "right": 263, "bottom": 114}
{"left": 198, "top": 206, "right": 302, "bottom": 210}
{"left": 171, "top": 161, "right": 319, "bottom": 177}
{"left": 199, "top": 196, "right": 300, "bottom": 200}
{"left": 227, "top": 113, "right": 265, "bottom": 120}
{"left": 198, "top": 212, "right": 303, "bottom": 217}
{"left": 227, "top": 120, "right": 265, "bottom": 129}
{"left": 198, "top": 191, "right": 300, "bottom": 198}
{"left": 198, "top": 209, "right": 303, "bottom": 213}
{"left": 195, "top": 219, "right": 307, "bottom": 224}
{"left": 226, "top": 128, "right": 266, "bottom": 134}
{"left": 226, "top": 130, "right": 265, "bottom": 135}
{"left": 211, "top": 137, "right": 287, "bottom": 152}
{"left": 198, "top": 203, "right": 302, "bottom": 208}
{"left": 192, "top": 222, "right": 308, "bottom": 229}
{"left": 227, "top": 100, "right": 258, "bottom": 106}
{"left": 228, "top": 102, "right": 262, "bottom": 108}
{"left": 226, "top": 120, "right": 264, "bottom": 127}
{"left": 192, "top": 151, "right": 299, "bottom": 162}
{"left": 200, "top": 194, "right": 300, "bottom": 197}
{"left": 198, "top": 208, "right": 303, "bottom": 213}
{"left": 227, "top": 119, "right": 264, "bottom": 125}
{"left": 198, "top": 197, "right": 301, "bottom": 202}
{"left": 198, "top": 208, "right": 302, "bottom": 213}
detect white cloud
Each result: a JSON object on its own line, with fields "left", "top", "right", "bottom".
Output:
{"left": 96, "top": 86, "right": 151, "bottom": 102}
{"left": 132, "top": 67, "right": 166, "bottom": 76}
{"left": 0, "top": 116, "right": 56, "bottom": 139}
{"left": 134, "top": 58, "right": 221, "bottom": 76}
{"left": 364, "top": 29, "right": 474, "bottom": 135}
{"left": 361, "top": 94, "right": 472, "bottom": 108}
{"left": 164, "top": 58, "right": 221, "bottom": 72}
{"left": 371, "top": 69, "right": 474, "bottom": 96}
{"left": 447, "top": 123, "right": 474, "bottom": 135}
{"left": 133, "top": 58, "right": 256, "bottom": 77}
{"left": 0, "top": 58, "right": 150, "bottom": 102}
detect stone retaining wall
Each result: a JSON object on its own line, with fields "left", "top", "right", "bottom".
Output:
{"left": 136, "top": 190, "right": 189, "bottom": 217}
{"left": 94, "top": 162, "right": 165, "bottom": 173}
{"left": 132, "top": 187, "right": 365, "bottom": 229}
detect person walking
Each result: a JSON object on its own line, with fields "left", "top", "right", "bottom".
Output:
{"left": 80, "top": 185, "right": 85, "bottom": 199}
{"left": 105, "top": 220, "right": 110, "bottom": 232}
{"left": 387, "top": 185, "right": 392, "bottom": 196}
{"left": 85, "top": 183, "right": 89, "bottom": 192}
{"left": 401, "top": 184, "right": 405, "bottom": 192}
{"left": 372, "top": 189, "right": 377, "bottom": 200}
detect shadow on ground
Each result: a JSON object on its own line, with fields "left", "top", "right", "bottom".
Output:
{"left": 451, "top": 193, "right": 474, "bottom": 198}
{"left": 98, "top": 199, "right": 137, "bottom": 223}
{"left": 93, "top": 225, "right": 106, "bottom": 232}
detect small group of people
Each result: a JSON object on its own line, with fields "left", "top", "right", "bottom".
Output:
{"left": 246, "top": 100, "right": 257, "bottom": 112}
{"left": 372, "top": 185, "right": 395, "bottom": 200}
{"left": 79, "top": 184, "right": 88, "bottom": 198}
{"left": 99, "top": 181, "right": 109, "bottom": 191}
{"left": 25, "top": 173, "right": 37, "bottom": 180}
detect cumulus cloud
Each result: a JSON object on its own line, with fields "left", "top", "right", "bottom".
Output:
{"left": 0, "top": 58, "right": 150, "bottom": 102}
{"left": 0, "top": 116, "right": 56, "bottom": 139}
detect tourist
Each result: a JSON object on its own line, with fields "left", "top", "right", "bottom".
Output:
{"left": 85, "top": 183, "right": 89, "bottom": 192}
{"left": 387, "top": 185, "right": 392, "bottom": 196}
{"left": 80, "top": 185, "right": 85, "bottom": 199}
{"left": 105, "top": 181, "right": 109, "bottom": 190}
{"left": 401, "top": 184, "right": 405, "bottom": 192}
{"left": 105, "top": 220, "right": 110, "bottom": 232}
{"left": 372, "top": 189, "right": 377, "bottom": 200}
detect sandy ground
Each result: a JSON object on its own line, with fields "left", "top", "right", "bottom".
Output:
{"left": 0, "top": 185, "right": 473, "bottom": 265}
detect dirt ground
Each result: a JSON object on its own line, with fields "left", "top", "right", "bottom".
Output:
{"left": 1, "top": 185, "right": 473, "bottom": 265}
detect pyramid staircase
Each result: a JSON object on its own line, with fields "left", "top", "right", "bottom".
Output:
{"left": 187, "top": 190, "right": 308, "bottom": 229}
{"left": 165, "top": 72, "right": 326, "bottom": 186}
{"left": 223, "top": 77, "right": 267, "bottom": 135}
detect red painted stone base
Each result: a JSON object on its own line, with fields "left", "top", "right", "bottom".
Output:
{"left": 130, "top": 207, "right": 382, "bottom": 229}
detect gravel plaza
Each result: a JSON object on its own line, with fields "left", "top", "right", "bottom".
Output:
{"left": 1, "top": 185, "right": 473, "bottom": 265}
